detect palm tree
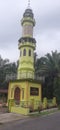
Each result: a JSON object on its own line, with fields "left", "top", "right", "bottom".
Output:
{"left": 45, "top": 51, "right": 60, "bottom": 77}
{"left": 35, "top": 51, "right": 60, "bottom": 100}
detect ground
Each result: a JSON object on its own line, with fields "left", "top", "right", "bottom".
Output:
{"left": 0, "top": 111, "right": 60, "bottom": 130}
{"left": 0, "top": 106, "right": 8, "bottom": 114}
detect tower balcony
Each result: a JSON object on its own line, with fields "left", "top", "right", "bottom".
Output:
{"left": 18, "top": 37, "right": 36, "bottom": 50}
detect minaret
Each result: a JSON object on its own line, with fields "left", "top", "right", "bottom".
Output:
{"left": 8, "top": 1, "right": 42, "bottom": 115}
{"left": 17, "top": 1, "right": 36, "bottom": 79}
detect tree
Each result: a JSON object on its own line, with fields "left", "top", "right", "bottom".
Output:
{"left": 35, "top": 51, "right": 60, "bottom": 100}
{"left": 0, "top": 55, "right": 17, "bottom": 89}
{"left": 53, "top": 77, "right": 60, "bottom": 104}
{"left": 45, "top": 51, "right": 60, "bottom": 77}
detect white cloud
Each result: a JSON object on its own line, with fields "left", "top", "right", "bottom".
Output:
{"left": 36, "top": 29, "right": 60, "bottom": 57}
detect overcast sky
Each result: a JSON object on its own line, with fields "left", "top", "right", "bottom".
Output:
{"left": 0, "top": 0, "right": 60, "bottom": 62}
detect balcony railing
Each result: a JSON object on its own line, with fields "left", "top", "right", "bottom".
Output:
{"left": 5, "top": 72, "right": 45, "bottom": 82}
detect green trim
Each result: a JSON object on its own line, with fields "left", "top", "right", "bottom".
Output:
{"left": 21, "top": 17, "right": 35, "bottom": 26}
{"left": 18, "top": 67, "right": 34, "bottom": 71}
{"left": 22, "top": 35, "right": 32, "bottom": 38}
{"left": 18, "top": 43, "right": 36, "bottom": 50}
{"left": 23, "top": 22, "right": 33, "bottom": 26}
{"left": 9, "top": 79, "right": 41, "bottom": 84}
{"left": 20, "top": 60, "right": 34, "bottom": 64}
{"left": 18, "top": 37, "right": 36, "bottom": 44}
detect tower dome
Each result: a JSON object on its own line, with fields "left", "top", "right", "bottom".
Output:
{"left": 23, "top": 8, "right": 34, "bottom": 18}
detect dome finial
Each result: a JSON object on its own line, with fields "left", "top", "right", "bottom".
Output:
{"left": 28, "top": 0, "right": 30, "bottom": 8}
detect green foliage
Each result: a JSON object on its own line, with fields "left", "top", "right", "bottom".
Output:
{"left": 43, "top": 97, "right": 48, "bottom": 109}
{"left": 53, "top": 77, "right": 60, "bottom": 104}
{"left": 52, "top": 97, "right": 57, "bottom": 106}
{"left": 0, "top": 55, "right": 17, "bottom": 89}
{"left": 35, "top": 51, "right": 60, "bottom": 100}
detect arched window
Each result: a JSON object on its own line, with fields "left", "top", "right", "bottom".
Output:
{"left": 23, "top": 49, "right": 26, "bottom": 56}
{"left": 29, "top": 49, "right": 31, "bottom": 56}
{"left": 14, "top": 87, "right": 20, "bottom": 101}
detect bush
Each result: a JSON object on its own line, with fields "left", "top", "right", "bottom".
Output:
{"left": 43, "top": 97, "right": 48, "bottom": 109}
{"left": 52, "top": 97, "right": 57, "bottom": 107}
{"left": 38, "top": 103, "right": 43, "bottom": 112}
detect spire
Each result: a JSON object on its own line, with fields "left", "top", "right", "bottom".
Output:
{"left": 28, "top": 0, "right": 30, "bottom": 8}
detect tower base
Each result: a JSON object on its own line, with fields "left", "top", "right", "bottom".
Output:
{"left": 8, "top": 79, "right": 42, "bottom": 115}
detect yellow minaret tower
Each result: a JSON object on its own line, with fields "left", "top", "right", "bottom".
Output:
{"left": 17, "top": 1, "right": 36, "bottom": 79}
{"left": 8, "top": 1, "right": 42, "bottom": 115}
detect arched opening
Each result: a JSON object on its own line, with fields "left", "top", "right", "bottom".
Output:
{"left": 23, "top": 49, "right": 26, "bottom": 56}
{"left": 14, "top": 87, "right": 20, "bottom": 105}
{"left": 29, "top": 49, "right": 31, "bottom": 56}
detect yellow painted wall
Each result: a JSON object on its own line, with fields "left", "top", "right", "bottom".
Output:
{"left": 8, "top": 80, "right": 41, "bottom": 102}
{"left": 29, "top": 82, "right": 41, "bottom": 101}
{"left": 11, "top": 106, "right": 29, "bottom": 115}
{"left": 17, "top": 44, "right": 35, "bottom": 79}
{"left": 8, "top": 80, "right": 42, "bottom": 114}
{"left": 26, "top": 81, "right": 41, "bottom": 110}
{"left": 18, "top": 47, "right": 34, "bottom": 70}
{"left": 8, "top": 81, "right": 27, "bottom": 101}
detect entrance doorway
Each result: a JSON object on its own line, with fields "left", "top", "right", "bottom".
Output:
{"left": 14, "top": 87, "right": 20, "bottom": 105}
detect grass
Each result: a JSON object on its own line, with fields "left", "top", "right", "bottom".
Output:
{"left": 29, "top": 108, "right": 59, "bottom": 117}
